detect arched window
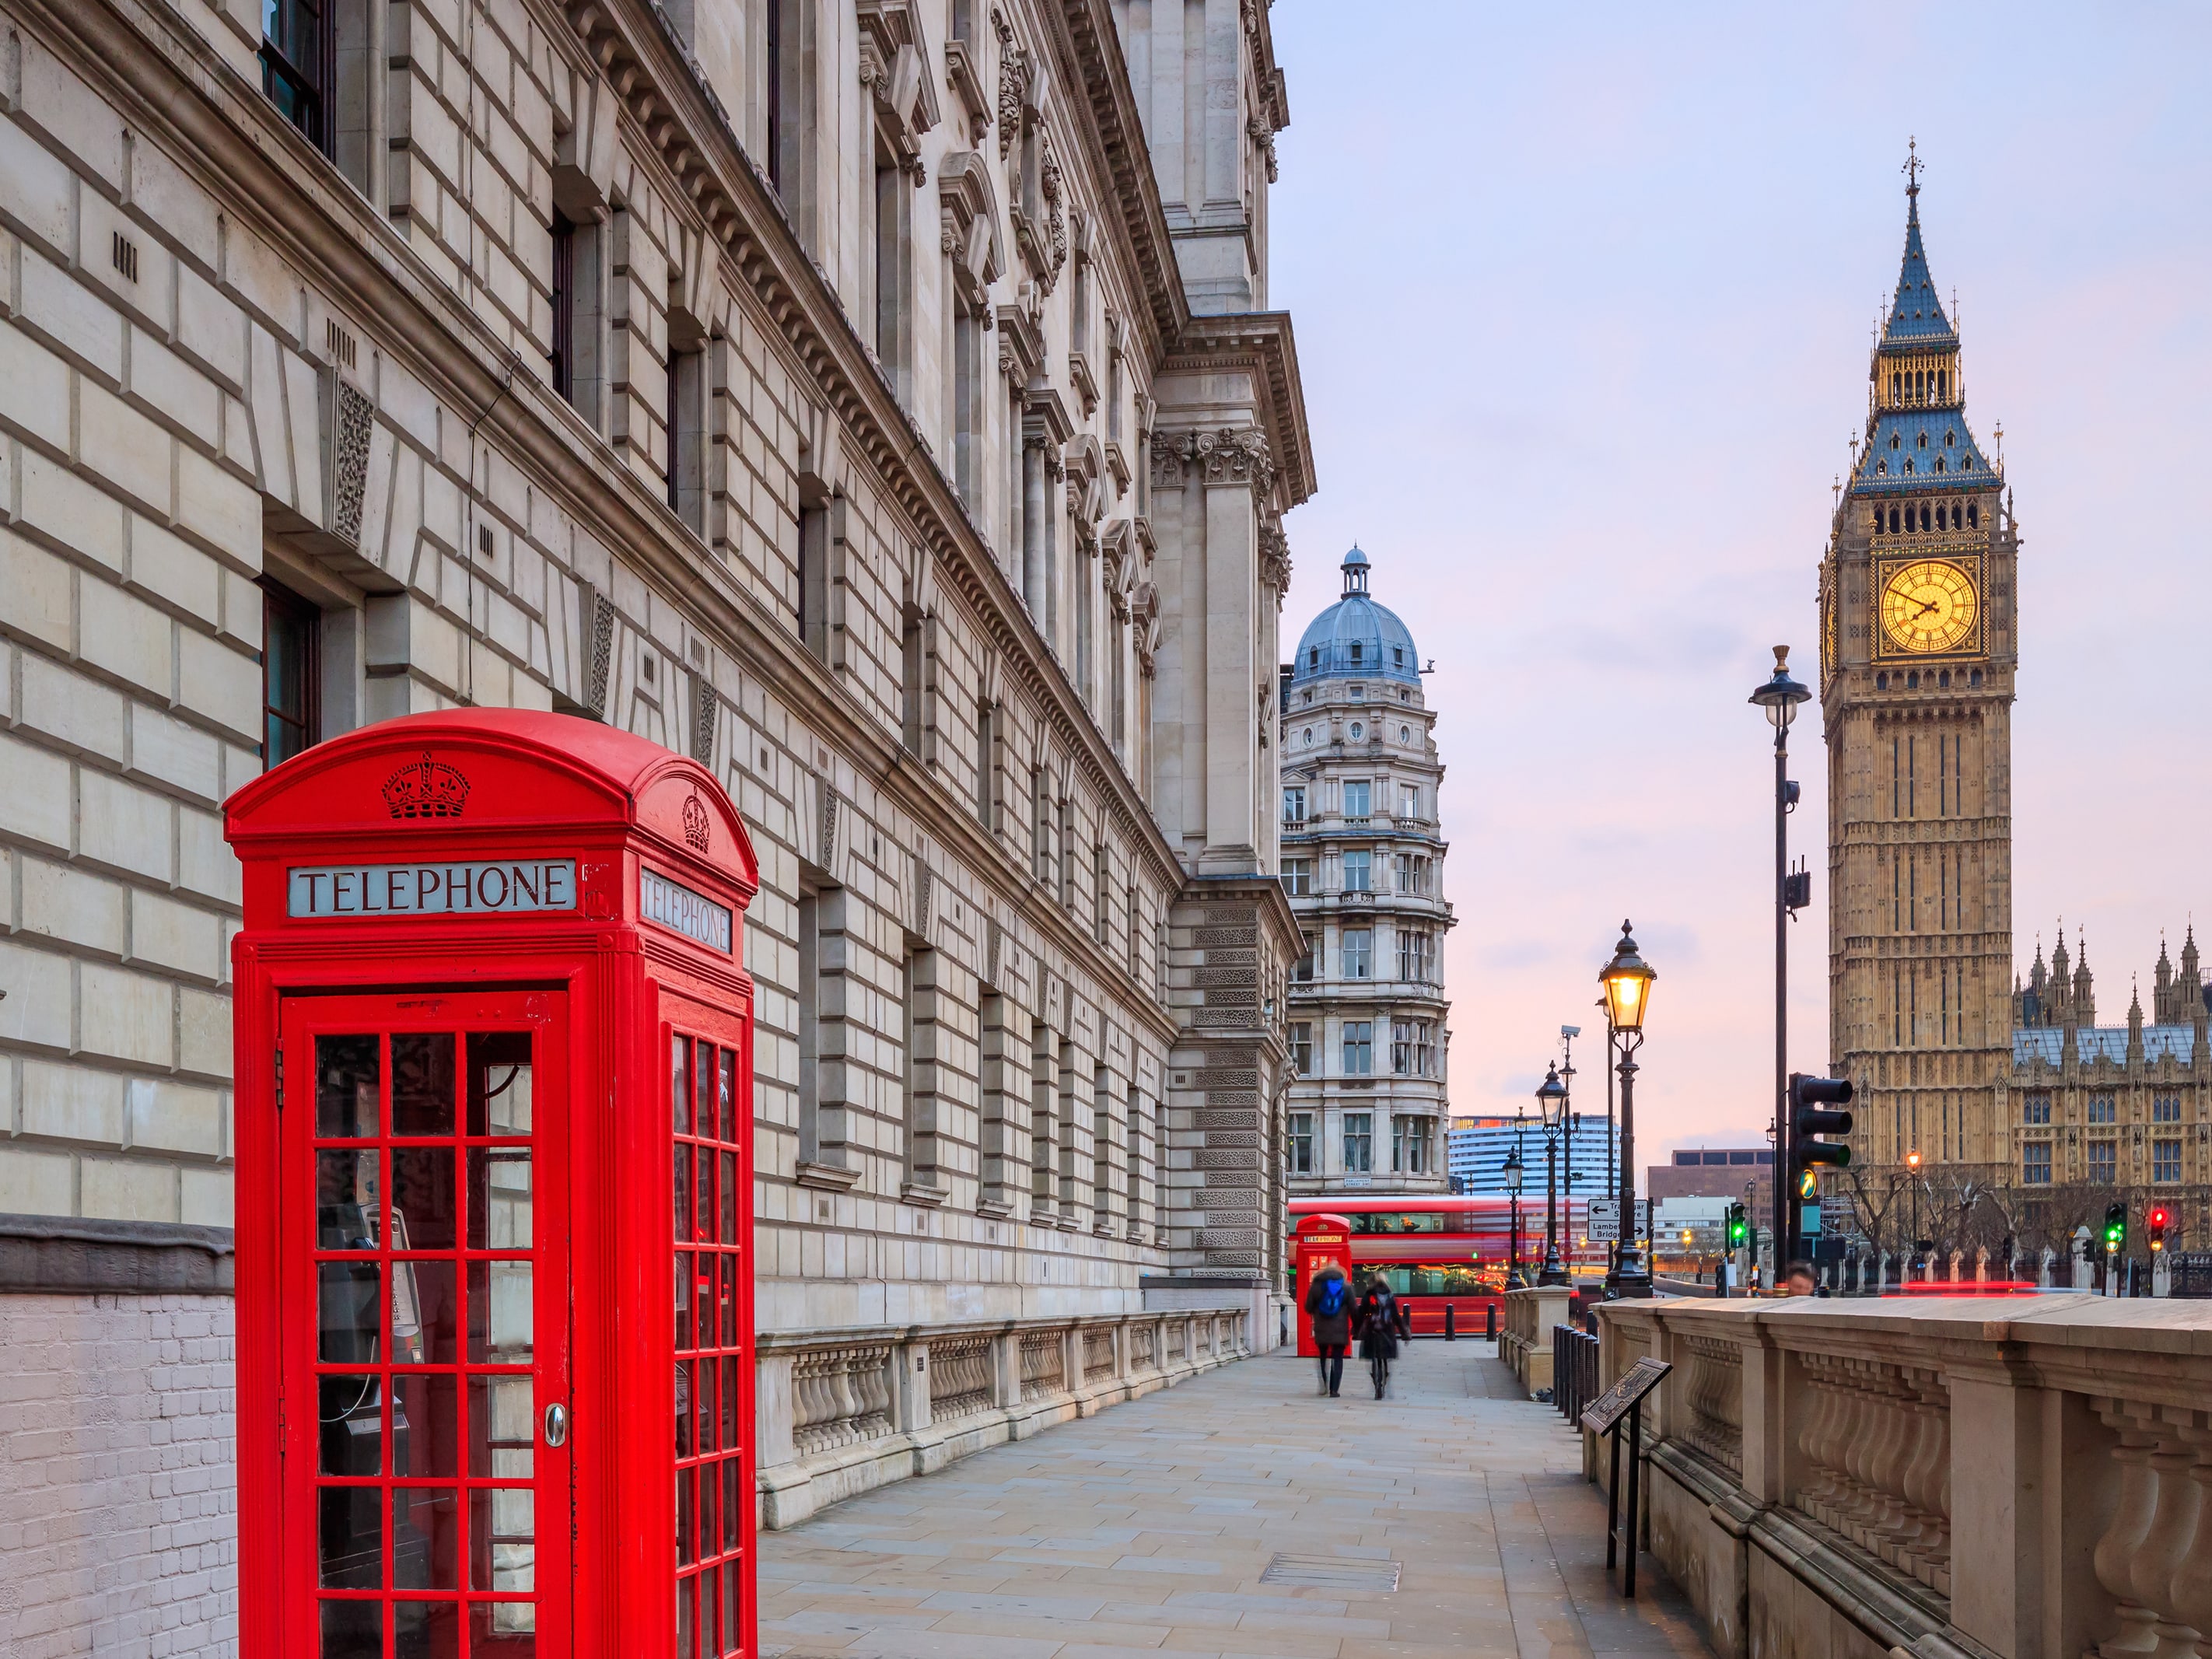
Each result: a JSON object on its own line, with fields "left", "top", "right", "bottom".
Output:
{"left": 1920, "top": 504, "right": 1932, "bottom": 531}
{"left": 1891, "top": 373, "right": 1902, "bottom": 402}
{"left": 1877, "top": 672, "right": 1889, "bottom": 690}
{"left": 1969, "top": 669, "right": 1983, "bottom": 688}
{"left": 1891, "top": 434, "right": 1902, "bottom": 450}
{"left": 1888, "top": 506, "right": 1901, "bottom": 534}
{"left": 1917, "top": 432, "right": 1928, "bottom": 448}
{"left": 1934, "top": 457, "right": 1946, "bottom": 473}
{"left": 1907, "top": 671, "right": 1920, "bottom": 690}
{"left": 1945, "top": 430, "right": 1956, "bottom": 447}
{"left": 1871, "top": 506, "right": 1884, "bottom": 533}
{"left": 1903, "top": 458, "right": 1915, "bottom": 474}
{"left": 1877, "top": 459, "right": 1888, "bottom": 476}
{"left": 1915, "top": 369, "right": 1925, "bottom": 401}
{"left": 1937, "top": 372, "right": 1947, "bottom": 401}
{"left": 1349, "top": 641, "right": 1363, "bottom": 665}
{"left": 1938, "top": 670, "right": 1951, "bottom": 688}
{"left": 1308, "top": 647, "right": 1319, "bottom": 668}
{"left": 1967, "top": 502, "right": 1979, "bottom": 528}
{"left": 1951, "top": 503, "right": 1962, "bottom": 529}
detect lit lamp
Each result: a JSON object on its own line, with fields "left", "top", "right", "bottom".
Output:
{"left": 1600, "top": 922, "right": 1657, "bottom": 1297}
{"left": 1503, "top": 1145, "right": 1525, "bottom": 1289}
{"left": 1536, "top": 1063, "right": 1569, "bottom": 1286}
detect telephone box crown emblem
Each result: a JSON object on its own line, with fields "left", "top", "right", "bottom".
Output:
{"left": 383, "top": 752, "right": 471, "bottom": 818}
{"left": 681, "top": 791, "right": 712, "bottom": 852}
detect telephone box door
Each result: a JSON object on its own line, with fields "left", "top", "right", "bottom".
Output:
{"left": 281, "top": 990, "right": 572, "bottom": 1658}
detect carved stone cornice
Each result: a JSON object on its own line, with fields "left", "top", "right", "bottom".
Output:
{"left": 937, "top": 149, "right": 1003, "bottom": 313}
{"left": 1162, "top": 312, "right": 1314, "bottom": 506}
{"left": 857, "top": 0, "right": 940, "bottom": 180}
{"left": 1193, "top": 426, "right": 1276, "bottom": 495}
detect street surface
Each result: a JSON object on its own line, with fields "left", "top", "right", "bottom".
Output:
{"left": 758, "top": 1340, "right": 1712, "bottom": 1658}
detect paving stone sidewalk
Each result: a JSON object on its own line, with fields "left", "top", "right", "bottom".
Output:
{"left": 758, "top": 1339, "right": 1713, "bottom": 1659}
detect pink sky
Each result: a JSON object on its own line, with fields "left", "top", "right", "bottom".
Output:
{"left": 1265, "top": 7, "right": 2212, "bottom": 1168}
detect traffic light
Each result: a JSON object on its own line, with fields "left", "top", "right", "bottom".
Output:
{"left": 2148, "top": 1205, "right": 2170, "bottom": 1254}
{"left": 1726, "top": 1202, "right": 1748, "bottom": 1250}
{"left": 1788, "top": 1073, "right": 1855, "bottom": 1186}
{"left": 2103, "top": 1202, "right": 2127, "bottom": 1256}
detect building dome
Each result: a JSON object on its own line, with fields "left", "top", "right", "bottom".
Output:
{"left": 1290, "top": 547, "right": 1423, "bottom": 688}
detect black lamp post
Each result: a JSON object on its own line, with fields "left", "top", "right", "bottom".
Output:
{"left": 1748, "top": 647, "right": 1811, "bottom": 1269}
{"left": 1504, "top": 1140, "right": 1525, "bottom": 1290}
{"left": 1600, "top": 921, "right": 1657, "bottom": 1298}
{"left": 1536, "top": 1063, "right": 1569, "bottom": 1286}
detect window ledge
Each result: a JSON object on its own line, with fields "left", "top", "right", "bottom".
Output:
{"left": 899, "top": 1180, "right": 947, "bottom": 1208}
{"left": 796, "top": 1159, "right": 863, "bottom": 1192}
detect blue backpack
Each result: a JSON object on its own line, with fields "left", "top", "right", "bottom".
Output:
{"left": 1315, "top": 1276, "right": 1346, "bottom": 1318}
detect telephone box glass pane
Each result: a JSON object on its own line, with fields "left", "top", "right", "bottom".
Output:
{"left": 467, "top": 1034, "right": 534, "bottom": 1136}
{"left": 319, "top": 1486, "right": 382, "bottom": 1587}
{"left": 320, "top": 1376, "right": 383, "bottom": 1475}
{"left": 320, "top": 1599, "right": 381, "bottom": 1658}
{"left": 468, "top": 1601, "right": 535, "bottom": 1656}
{"left": 468, "top": 1150, "right": 532, "bottom": 1249}
{"left": 317, "top": 1035, "right": 380, "bottom": 1138}
{"left": 391, "top": 1374, "right": 457, "bottom": 1477}
{"left": 318, "top": 1151, "right": 380, "bottom": 1248}
{"left": 468, "top": 1377, "right": 534, "bottom": 1479}
{"left": 393, "top": 1488, "right": 460, "bottom": 1589}
{"left": 391, "top": 1034, "right": 457, "bottom": 1136}
{"left": 391, "top": 1600, "right": 460, "bottom": 1658}
{"left": 467, "top": 1262, "right": 534, "bottom": 1364}
{"left": 391, "top": 1147, "right": 457, "bottom": 1250}
{"left": 391, "top": 1261, "right": 457, "bottom": 1365}
{"left": 319, "top": 1263, "right": 382, "bottom": 1363}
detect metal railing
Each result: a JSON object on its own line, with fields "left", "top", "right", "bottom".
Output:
{"left": 1552, "top": 1322, "right": 1599, "bottom": 1420}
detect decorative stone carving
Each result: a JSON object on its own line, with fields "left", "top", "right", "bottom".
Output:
{"left": 1038, "top": 127, "right": 1067, "bottom": 287}
{"left": 583, "top": 583, "right": 616, "bottom": 718}
{"left": 993, "top": 9, "right": 1027, "bottom": 160}
{"left": 689, "top": 669, "right": 716, "bottom": 765}
{"left": 1148, "top": 429, "right": 1192, "bottom": 489}
{"left": 1246, "top": 109, "right": 1279, "bottom": 184}
{"left": 324, "top": 376, "right": 373, "bottom": 547}
{"left": 1194, "top": 426, "right": 1276, "bottom": 495}
{"left": 1258, "top": 523, "right": 1291, "bottom": 600}
{"left": 1130, "top": 582, "right": 1160, "bottom": 677}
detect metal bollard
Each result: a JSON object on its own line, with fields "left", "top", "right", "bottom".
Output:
{"left": 1486, "top": 1302, "right": 1498, "bottom": 1340}
{"left": 1444, "top": 1304, "right": 1456, "bottom": 1342}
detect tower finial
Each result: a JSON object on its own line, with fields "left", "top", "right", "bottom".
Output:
{"left": 1902, "top": 137, "right": 1923, "bottom": 208}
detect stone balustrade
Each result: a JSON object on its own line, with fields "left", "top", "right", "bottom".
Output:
{"left": 755, "top": 1307, "right": 1249, "bottom": 1528}
{"left": 1590, "top": 1295, "right": 2212, "bottom": 1659}
{"left": 1501, "top": 1284, "right": 1574, "bottom": 1398}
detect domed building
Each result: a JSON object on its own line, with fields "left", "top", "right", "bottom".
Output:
{"left": 1278, "top": 548, "right": 1454, "bottom": 1194}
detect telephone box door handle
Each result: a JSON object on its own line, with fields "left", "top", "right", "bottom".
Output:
{"left": 544, "top": 1402, "right": 569, "bottom": 1447}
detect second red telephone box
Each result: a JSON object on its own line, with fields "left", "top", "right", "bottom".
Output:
{"left": 226, "top": 709, "right": 761, "bottom": 1658}
{"left": 1291, "top": 1213, "right": 1353, "bottom": 1357}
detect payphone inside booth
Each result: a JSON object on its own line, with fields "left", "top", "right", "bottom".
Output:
{"left": 226, "top": 710, "right": 761, "bottom": 1659}
{"left": 1291, "top": 1213, "right": 1353, "bottom": 1359}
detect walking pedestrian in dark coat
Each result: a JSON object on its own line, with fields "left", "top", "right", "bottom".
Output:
{"left": 1353, "top": 1280, "right": 1407, "bottom": 1398}
{"left": 1304, "top": 1262, "right": 1353, "bottom": 1397}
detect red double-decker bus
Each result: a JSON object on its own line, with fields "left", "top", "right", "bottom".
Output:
{"left": 1288, "top": 1195, "right": 1601, "bottom": 1335}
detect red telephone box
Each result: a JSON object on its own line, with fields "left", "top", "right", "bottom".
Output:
{"left": 1291, "top": 1213, "right": 1353, "bottom": 1358}
{"left": 226, "top": 709, "right": 760, "bottom": 1659}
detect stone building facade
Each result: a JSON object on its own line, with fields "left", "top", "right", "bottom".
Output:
{"left": 2000, "top": 927, "right": 2212, "bottom": 1248}
{"left": 1278, "top": 547, "right": 1451, "bottom": 1195}
{"left": 0, "top": 0, "right": 1311, "bottom": 1640}
{"left": 1820, "top": 157, "right": 2020, "bottom": 1178}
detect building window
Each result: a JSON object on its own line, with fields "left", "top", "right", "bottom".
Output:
{"left": 953, "top": 296, "right": 985, "bottom": 507}
{"left": 1293, "top": 934, "right": 1314, "bottom": 983}
{"left": 1398, "top": 783, "right": 1419, "bottom": 818}
{"left": 666, "top": 335, "right": 705, "bottom": 531}
{"left": 797, "top": 498, "right": 829, "bottom": 657}
{"left": 1342, "top": 1111, "right": 1373, "bottom": 1174}
{"left": 1392, "top": 1020, "right": 1434, "bottom": 1076}
{"left": 975, "top": 702, "right": 999, "bottom": 829}
{"left": 2022, "top": 1093, "right": 2051, "bottom": 1125}
{"left": 261, "top": 0, "right": 333, "bottom": 148}
{"left": 2153, "top": 1094, "right": 2182, "bottom": 1123}
{"left": 2088, "top": 1094, "right": 2116, "bottom": 1125}
{"left": 1342, "top": 849, "right": 1372, "bottom": 893}
{"left": 1281, "top": 859, "right": 1311, "bottom": 898}
{"left": 1342, "top": 1022, "right": 1373, "bottom": 1076}
{"left": 2154, "top": 1139, "right": 2182, "bottom": 1185}
{"left": 2087, "top": 1141, "right": 2117, "bottom": 1184}
{"left": 2021, "top": 1142, "right": 2052, "bottom": 1185}
{"left": 261, "top": 579, "right": 321, "bottom": 766}
{"left": 903, "top": 944, "right": 939, "bottom": 1186}
{"left": 1092, "top": 842, "right": 1110, "bottom": 945}
{"left": 1397, "top": 929, "right": 1433, "bottom": 982}
{"left": 1283, "top": 786, "right": 1306, "bottom": 824}
{"left": 551, "top": 214, "right": 577, "bottom": 401}
{"left": 1289, "top": 1024, "right": 1312, "bottom": 1076}
{"left": 1342, "top": 780, "right": 1370, "bottom": 818}
{"left": 868, "top": 135, "right": 911, "bottom": 402}
{"left": 1288, "top": 1112, "right": 1314, "bottom": 1176}
{"left": 1391, "top": 1115, "right": 1430, "bottom": 1175}
{"left": 1342, "top": 929, "right": 1372, "bottom": 980}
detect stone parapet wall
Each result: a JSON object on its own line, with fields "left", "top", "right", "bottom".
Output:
{"left": 753, "top": 1306, "right": 1250, "bottom": 1529}
{"left": 1592, "top": 1294, "right": 2212, "bottom": 1659}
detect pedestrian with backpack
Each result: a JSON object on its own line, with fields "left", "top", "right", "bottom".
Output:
{"left": 1304, "top": 1258, "right": 1352, "bottom": 1397}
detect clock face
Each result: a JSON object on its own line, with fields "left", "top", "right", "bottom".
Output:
{"left": 1880, "top": 559, "right": 1978, "bottom": 654}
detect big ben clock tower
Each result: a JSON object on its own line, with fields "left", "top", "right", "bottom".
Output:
{"left": 1821, "top": 147, "right": 2018, "bottom": 1177}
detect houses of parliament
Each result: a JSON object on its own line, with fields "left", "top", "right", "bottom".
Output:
{"left": 1819, "top": 153, "right": 2212, "bottom": 1220}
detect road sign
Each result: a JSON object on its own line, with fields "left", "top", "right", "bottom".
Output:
{"left": 1587, "top": 1199, "right": 1619, "bottom": 1241}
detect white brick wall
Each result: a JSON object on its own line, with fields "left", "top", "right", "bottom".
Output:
{"left": 0, "top": 1293, "right": 236, "bottom": 1659}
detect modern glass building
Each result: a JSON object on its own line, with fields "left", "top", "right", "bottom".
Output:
{"left": 1447, "top": 1114, "right": 1621, "bottom": 1200}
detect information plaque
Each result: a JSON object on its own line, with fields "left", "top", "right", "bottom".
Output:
{"left": 1580, "top": 1355, "right": 1672, "bottom": 1437}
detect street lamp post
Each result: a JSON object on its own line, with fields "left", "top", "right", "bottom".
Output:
{"left": 1906, "top": 1149, "right": 1924, "bottom": 1279}
{"left": 1560, "top": 1026, "right": 1580, "bottom": 1250}
{"left": 1598, "top": 995, "right": 1616, "bottom": 1279}
{"left": 1536, "top": 1064, "right": 1569, "bottom": 1286}
{"left": 1601, "top": 922, "right": 1657, "bottom": 1298}
{"left": 1748, "top": 647, "right": 1811, "bottom": 1269}
{"left": 1504, "top": 1141, "right": 1525, "bottom": 1290}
